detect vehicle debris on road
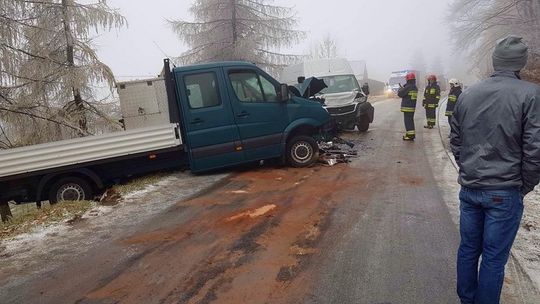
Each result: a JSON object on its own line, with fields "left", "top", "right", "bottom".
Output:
{"left": 318, "top": 139, "right": 359, "bottom": 166}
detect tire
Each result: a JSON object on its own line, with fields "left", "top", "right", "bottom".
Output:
{"left": 358, "top": 119, "right": 370, "bottom": 132}
{"left": 286, "top": 135, "right": 319, "bottom": 168}
{"left": 48, "top": 177, "right": 93, "bottom": 204}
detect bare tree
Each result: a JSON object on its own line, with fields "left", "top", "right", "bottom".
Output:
{"left": 0, "top": 0, "right": 126, "bottom": 146}
{"left": 310, "top": 35, "right": 339, "bottom": 59}
{"left": 430, "top": 55, "right": 445, "bottom": 76}
{"left": 448, "top": 0, "right": 540, "bottom": 82}
{"left": 409, "top": 49, "right": 427, "bottom": 72}
{"left": 169, "top": 0, "right": 304, "bottom": 75}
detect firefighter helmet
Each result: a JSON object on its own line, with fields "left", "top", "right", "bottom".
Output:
{"left": 449, "top": 78, "right": 460, "bottom": 86}
{"left": 406, "top": 72, "right": 416, "bottom": 81}
{"left": 427, "top": 74, "right": 437, "bottom": 81}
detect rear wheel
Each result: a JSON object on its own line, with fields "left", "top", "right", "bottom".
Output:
{"left": 48, "top": 177, "right": 93, "bottom": 204}
{"left": 286, "top": 136, "right": 319, "bottom": 168}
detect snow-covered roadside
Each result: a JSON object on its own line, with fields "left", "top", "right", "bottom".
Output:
{"left": 513, "top": 189, "right": 540, "bottom": 288}
{"left": 0, "top": 171, "right": 228, "bottom": 289}
{"left": 426, "top": 101, "right": 540, "bottom": 301}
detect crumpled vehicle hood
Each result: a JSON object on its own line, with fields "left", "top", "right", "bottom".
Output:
{"left": 294, "top": 77, "right": 328, "bottom": 98}
{"left": 320, "top": 91, "right": 358, "bottom": 107}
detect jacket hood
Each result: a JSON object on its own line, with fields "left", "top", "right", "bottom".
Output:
{"left": 492, "top": 35, "right": 528, "bottom": 72}
{"left": 491, "top": 70, "right": 520, "bottom": 79}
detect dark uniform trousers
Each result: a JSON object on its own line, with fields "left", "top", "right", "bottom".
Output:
{"left": 404, "top": 112, "right": 415, "bottom": 138}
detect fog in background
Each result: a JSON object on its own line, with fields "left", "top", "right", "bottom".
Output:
{"left": 96, "top": 0, "right": 478, "bottom": 84}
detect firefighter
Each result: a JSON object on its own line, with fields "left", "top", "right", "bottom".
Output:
{"left": 398, "top": 72, "right": 418, "bottom": 141}
{"left": 446, "top": 79, "right": 462, "bottom": 125}
{"left": 423, "top": 75, "right": 441, "bottom": 129}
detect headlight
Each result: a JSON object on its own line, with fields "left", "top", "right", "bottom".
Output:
{"left": 354, "top": 96, "right": 367, "bottom": 103}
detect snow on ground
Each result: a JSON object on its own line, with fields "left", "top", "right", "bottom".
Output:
{"left": 0, "top": 171, "right": 228, "bottom": 289}
{"left": 515, "top": 189, "right": 540, "bottom": 287}
{"left": 431, "top": 101, "right": 540, "bottom": 294}
{"left": 2, "top": 224, "right": 69, "bottom": 255}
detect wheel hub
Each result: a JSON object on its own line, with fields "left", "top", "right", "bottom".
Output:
{"left": 57, "top": 184, "right": 85, "bottom": 202}
{"left": 292, "top": 142, "right": 313, "bottom": 164}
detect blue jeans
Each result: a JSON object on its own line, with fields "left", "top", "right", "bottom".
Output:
{"left": 457, "top": 187, "right": 524, "bottom": 304}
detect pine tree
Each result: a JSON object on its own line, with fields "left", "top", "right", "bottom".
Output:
{"left": 169, "top": 0, "right": 304, "bottom": 74}
{"left": 1, "top": 0, "right": 126, "bottom": 145}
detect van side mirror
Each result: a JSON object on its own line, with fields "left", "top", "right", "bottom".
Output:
{"left": 278, "top": 83, "right": 290, "bottom": 102}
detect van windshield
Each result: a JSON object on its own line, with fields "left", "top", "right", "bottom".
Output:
{"left": 320, "top": 75, "right": 360, "bottom": 94}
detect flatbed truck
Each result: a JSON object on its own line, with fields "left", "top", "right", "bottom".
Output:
{"left": 0, "top": 59, "right": 330, "bottom": 209}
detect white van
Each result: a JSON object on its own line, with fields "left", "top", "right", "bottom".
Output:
{"left": 281, "top": 58, "right": 374, "bottom": 132}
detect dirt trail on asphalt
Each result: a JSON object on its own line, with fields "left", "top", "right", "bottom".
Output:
{"left": 83, "top": 166, "right": 371, "bottom": 304}
{"left": 5, "top": 165, "right": 370, "bottom": 304}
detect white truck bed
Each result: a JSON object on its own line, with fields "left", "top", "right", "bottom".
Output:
{"left": 0, "top": 124, "right": 182, "bottom": 178}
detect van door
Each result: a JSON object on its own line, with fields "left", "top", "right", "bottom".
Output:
{"left": 225, "top": 68, "right": 287, "bottom": 161}
{"left": 176, "top": 69, "right": 244, "bottom": 172}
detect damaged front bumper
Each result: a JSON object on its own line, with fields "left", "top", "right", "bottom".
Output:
{"left": 325, "top": 102, "right": 374, "bottom": 131}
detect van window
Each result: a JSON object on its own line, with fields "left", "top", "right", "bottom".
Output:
{"left": 260, "top": 76, "right": 278, "bottom": 102}
{"left": 184, "top": 73, "right": 221, "bottom": 109}
{"left": 229, "top": 70, "right": 277, "bottom": 103}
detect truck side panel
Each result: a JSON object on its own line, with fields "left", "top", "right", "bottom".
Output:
{"left": 0, "top": 147, "right": 186, "bottom": 204}
{"left": 0, "top": 124, "right": 181, "bottom": 179}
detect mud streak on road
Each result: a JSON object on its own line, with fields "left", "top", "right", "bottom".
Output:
{"left": 76, "top": 165, "right": 374, "bottom": 304}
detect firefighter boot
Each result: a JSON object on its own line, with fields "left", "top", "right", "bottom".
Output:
{"left": 403, "top": 135, "right": 415, "bottom": 141}
{"left": 403, "top": 130, "right": 415, "bottom": 141}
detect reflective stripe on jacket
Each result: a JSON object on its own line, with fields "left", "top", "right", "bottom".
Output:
{"left": 424, "top": 83, "right": 441, "bottom": 108}
{"left": 398, "top": 80, "right": 418, "bottom": 113}
{"left": 446, "top": 86, "right": 462, "bottom": 116}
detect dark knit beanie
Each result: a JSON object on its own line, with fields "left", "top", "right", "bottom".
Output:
{"left": 492, "top": 36, "right": 528, "bottom": 71}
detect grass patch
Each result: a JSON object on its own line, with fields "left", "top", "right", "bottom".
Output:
{"left": 1, "top": 172, "right": 172, "bottom": 240}
{"left": 0, "top": 200, "right": 96, "bottom": 239}
{"left": 112, "top": 173, "right": 169, "bottom": 195}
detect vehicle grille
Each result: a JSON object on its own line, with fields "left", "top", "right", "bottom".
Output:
{"left": 327, "top": 105, "right": 356, "bottom": 115}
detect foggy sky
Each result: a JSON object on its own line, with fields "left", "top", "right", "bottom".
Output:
{"left": 96, "top": 0, "right": 475, "bottom": 84}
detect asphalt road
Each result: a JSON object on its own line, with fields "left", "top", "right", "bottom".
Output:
{"left": 305, "top": 99, "right": 461, "bottom": 303}
{"left": 0, "top": 99, "right": 510, "bottom": 303}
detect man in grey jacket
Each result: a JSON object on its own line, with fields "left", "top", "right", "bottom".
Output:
{"left": 450, "top": 36, "right": 540, "bottom": 304}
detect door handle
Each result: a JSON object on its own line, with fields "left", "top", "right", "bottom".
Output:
{"left": 190, "top": 118, "right": 204, "bottom": 124}
{"left": 237, "top": 111, "right": 250, "bottom": 118}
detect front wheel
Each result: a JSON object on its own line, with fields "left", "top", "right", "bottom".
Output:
{"left": 358, "top": 119, "right": 370, "bottom": 132}
{"left": 48, "top": 177, "right": 93, "bottom": 204}
{"left": 286, "top": 136, "right": 319, "bottom": 168}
